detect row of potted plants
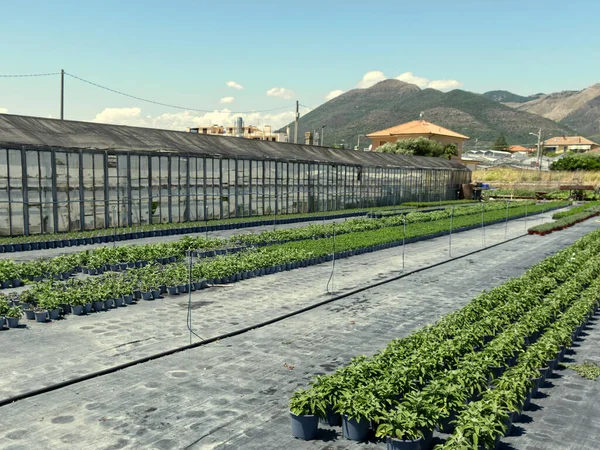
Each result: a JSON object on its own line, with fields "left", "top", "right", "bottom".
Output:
{"left": 287, "top": 228, "right": 600, "bottom": 447}
{"left": 1, "top": 201, "right": 555, "bottom": 289}
{"left": 440, "top": 275, "right": 600, "bottom": 448}
{"left": 0, "top": 203, "right": 430, "bottom": 251}
{"left": 4, "top": 201, "right": 566, "bottom": 330}
{"left": 551, "top": 201, "right": 600, "bottom": 220}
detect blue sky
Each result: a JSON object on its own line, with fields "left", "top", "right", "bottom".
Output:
{"left": 1, "top": 0, "right": 598, "bottom": 130}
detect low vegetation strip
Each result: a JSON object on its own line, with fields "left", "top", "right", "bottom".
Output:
{"left": 0, "top": 202, "right": 563, "bottom": 328}
{"left": 288, "top": 228, "right": 600, "bottom": 448}
{"left": 552, "top": 201, "right": 600, "bottom": 220}
{"left": 528, "top": 209, "right": 600, "bottom": 236}
{"left": 0, "top": 201, "right": 546, "bottom": 289}
{"left": 402, "top": 200, "right": 477, "bottom": 208}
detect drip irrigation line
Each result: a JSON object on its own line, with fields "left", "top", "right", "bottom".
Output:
{"left": 0, "top": 228, "right": 533, "bottom": 409}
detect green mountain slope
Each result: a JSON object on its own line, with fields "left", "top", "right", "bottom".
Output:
{"left": 284, "top": 80, "right": 574, "bottom": 149}
{"left": 482, "top": 90, "right": 542, "bottom": 103}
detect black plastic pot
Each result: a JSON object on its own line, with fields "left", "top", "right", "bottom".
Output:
{"left": 123, "top": 295, "right": 134, "bottom": 304}
{"left": 34, "top": 310, "right": 48, "bottom": 322}
{"left": 177, "top": 284, "right": 189, "bottom": 293}
{"left": 141, "top": 291, "right": 153, "bottom": 300}
{"left": 151, "top": 289, "right": 161, "bottom": 299}
{"left": 71, "top": 305, "right": 85, "bottom": 315}
{"left": 48, "top": 308, "right": 60, "bottom": 321}
{"left": 114, "top": 297, "right": 125, "bottom": 307}
{"left": 6, "top": 317, "right": 19, "bottom": 328}
{"left": 290, "top": 412, "right": 318, "bottom": 440}
{"left": 341, "top": 415, "right": 369, "bottom": 441}
{"left": 92, "top": 301, "right": 104, "bottom": 312}
{"left": 104, "top": 299, "right": 115, "bottom": 309}
{"left": 24, "top": 309, "right": 35, "bottom": 320}
{"left": 168, "top": 286, "right": 179, "bottom": 295}
{"left": 387, "top": 436, "right": 423, "bottom": 450}
{"left": 133, "top": 290, "right": 141, "bottom": 299}
{"left": 83, "top": 303, "right": 93, "bottom": 314}
{"left": 319, "top": 406, "right": 341, "bottom": 426}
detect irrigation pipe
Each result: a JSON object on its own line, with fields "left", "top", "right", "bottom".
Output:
{"left": 0, "top": 226, "right": 538, "bottom": 409}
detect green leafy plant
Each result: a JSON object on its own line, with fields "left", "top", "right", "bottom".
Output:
{"left": 568, "top": 361, "right": 600, "bottom": 380}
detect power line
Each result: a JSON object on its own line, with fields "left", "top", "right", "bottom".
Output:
{"left": 64, "top": 71, "right": 294, "bottom": 114}
{"left": 0, "top": 72, "right": 60, "bottom": 77}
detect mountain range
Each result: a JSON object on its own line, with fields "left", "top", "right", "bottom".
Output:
{"left": 282, "top": 80, "right": 600, "bottom": 149}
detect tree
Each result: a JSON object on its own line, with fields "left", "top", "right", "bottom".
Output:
{"left": 492, "top": 135, "right": 509, "bottom": 151}
{"left": 375, "top": 137, "right": 445, "bottom": 157}
{"left": 443, "top": 144, "right": 459, "bottom": 157}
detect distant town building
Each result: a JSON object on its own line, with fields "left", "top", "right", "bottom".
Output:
{"left": 366, "top": 120, "right": 470, "bottom": 154}
{"left": 542, "top": 136, "right": 599, "bottom": 154}
{"left": 187, "top": 122, "right": 288, "bottom": 142}
{"left": 508, "top": 145, "right": 534, "bottom": 153}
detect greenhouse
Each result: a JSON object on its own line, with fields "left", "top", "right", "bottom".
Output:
{"left": 0, "top": 113, "right": 470, "bottom": 236}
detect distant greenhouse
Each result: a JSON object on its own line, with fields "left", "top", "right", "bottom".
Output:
{"left": 0, "top": 113, "right": 471, "bottom": 236}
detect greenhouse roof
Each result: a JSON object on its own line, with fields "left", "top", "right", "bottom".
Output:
{"left": 0, "top": 113, "right": 468, "bottom": 170}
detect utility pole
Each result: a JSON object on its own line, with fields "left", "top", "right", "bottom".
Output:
{"left": 530, "top": 128, "right": 542, "bottom": 171}
{"left": 321, "top": 125, "right": 325, "bottom": 146}
{"left": 294, "top": 101, "right": 299, "bottom": 144}
{"left": 60, "top": 69, "right": 65, "bottom": 120}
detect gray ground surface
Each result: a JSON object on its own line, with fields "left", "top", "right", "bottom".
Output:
{"left": 1, "top": 212, "right": 598, "bottom": 450}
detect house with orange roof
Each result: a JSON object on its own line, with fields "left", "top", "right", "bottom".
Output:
{"left": 542, "top": 136, "right": 599, "bottom": 154}
{"left": 508, "top": 145, "right": 534, "bottom": 153}
{"left": 366, "top": 120, "right": 470, "bottom": 155}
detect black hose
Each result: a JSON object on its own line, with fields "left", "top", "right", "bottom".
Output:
{"left": 0, "top": 232, "right": 530, "bottom": 409}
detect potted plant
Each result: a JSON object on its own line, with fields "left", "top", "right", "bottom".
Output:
{"left": 33, "top": 306, "right": 48, "bottom": 323}
{"left": 5, "top": 306, "right": 23, "bottom": 328}
{"left": 337, "top": 388, "right": 380, "bottom": 441}
{"left": 375, "top": 405, "right": 424, "bottom": 450}
{"left": 289, "top": 389, "right": 323, "bottom": 440}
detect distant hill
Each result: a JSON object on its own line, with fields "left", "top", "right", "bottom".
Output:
{"left": 283, "top": 80, "right": 575, "bottom": 149}
{"left": 508, "top": 84, "right": 600, "bottom": 141}
{"left": 482, "top": 90, "right": 542, "bottom": 103}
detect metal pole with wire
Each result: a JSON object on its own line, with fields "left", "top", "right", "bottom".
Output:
{"left": 186, "top": 250, "right": 204, "bottom": 343}
{"left": 481, "top": 203, "right": 486, "bottom": 247}
{"left": 525, "top": 201, "right": 528, "bottom": 231}
{"left": 504, "top": 201, "right": 509, "bottom": 240}
{"left": 112, "top": 205, "right": 117, "bottom": 248}
{"left": 402, "top": 216, "right": 406, "bottom": 271}
{"left": 326, "top": 222, "right": 336, "bottom": 295}
{"left": 449, "top": 206, "right": 454, "bottom": 257}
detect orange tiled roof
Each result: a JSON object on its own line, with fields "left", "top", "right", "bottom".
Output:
{"left": 543, "top": 136, "right": 598, "bottom": 147}
{"left": 366, "top": 120, "right": 469, "bottom": 140}
{"left": 508, "top": 145, "right": 531, "bottom": 152}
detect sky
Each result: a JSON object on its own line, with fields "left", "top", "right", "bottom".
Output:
{"left": 1, "top": 0, "right": 599, "bottom": 131}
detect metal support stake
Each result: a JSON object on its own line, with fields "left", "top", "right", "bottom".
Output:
{"left": 112, "top": 205, "right": 116, "bottom": 248}
{"left": 449, "top": 206, "right": 454, "bottom": 257}
{"left": 525, "top": 201, "right": 528, "bottom": 231}
{"left": 481, "top": 203, "right": 486, "bottom": 247}
{"left": 504, "top": 201, "right": 509, "bottom": 240}
{"left": 402, "top": 217, "right": 406, "bottom": 271}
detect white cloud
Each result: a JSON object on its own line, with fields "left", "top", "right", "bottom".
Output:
{"left": 325, "top": 89, "right": 344, "bottom": 101}
{"left": 394, "top": 72, "right": 462, "bottom": 91}
{"left": 396, "top": 72, "right": 430, "bottom": 88}
{"left": 91, "top": 107, "right": 298, "bottom": 131}
{"left": 355, "top": 71, "right": 387, "bottom": 89}
{"left": 220, "top": 96, "right": 235, "bottom": 104}
{"left": 0, "top": 108, "right": 8, "bottom": 114}
{"left": 226, "top": 81, "right": 244, "bottom": 90}
{"left": 266, "top": 87, "right": 295, "bottom": 100}
{"left": 426, "top": 79, "right": 463, "bottom": 90}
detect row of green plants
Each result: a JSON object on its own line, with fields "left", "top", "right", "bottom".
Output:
{"left": 0, "top": 201, "right": 546, "bottom": 286}
{"left": 552, "top": 201, "right": 600, "bottom": 220}
{"left": 288, "top": 229, "right": 600, "bottom": 447}
{"left": 528, "top": 209, "right": 600, "bottom": 235}
{"left": 0, "top": 203, "right": 427, "bottom": 245}
{"left": 440, "top": 275, "right": 600, "bottom": 448}
{"left": 401, "top": 200, "right": 478, "bottom": 208}
{"left": 6, "top": 201, "right": 564, "bottom": 323}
